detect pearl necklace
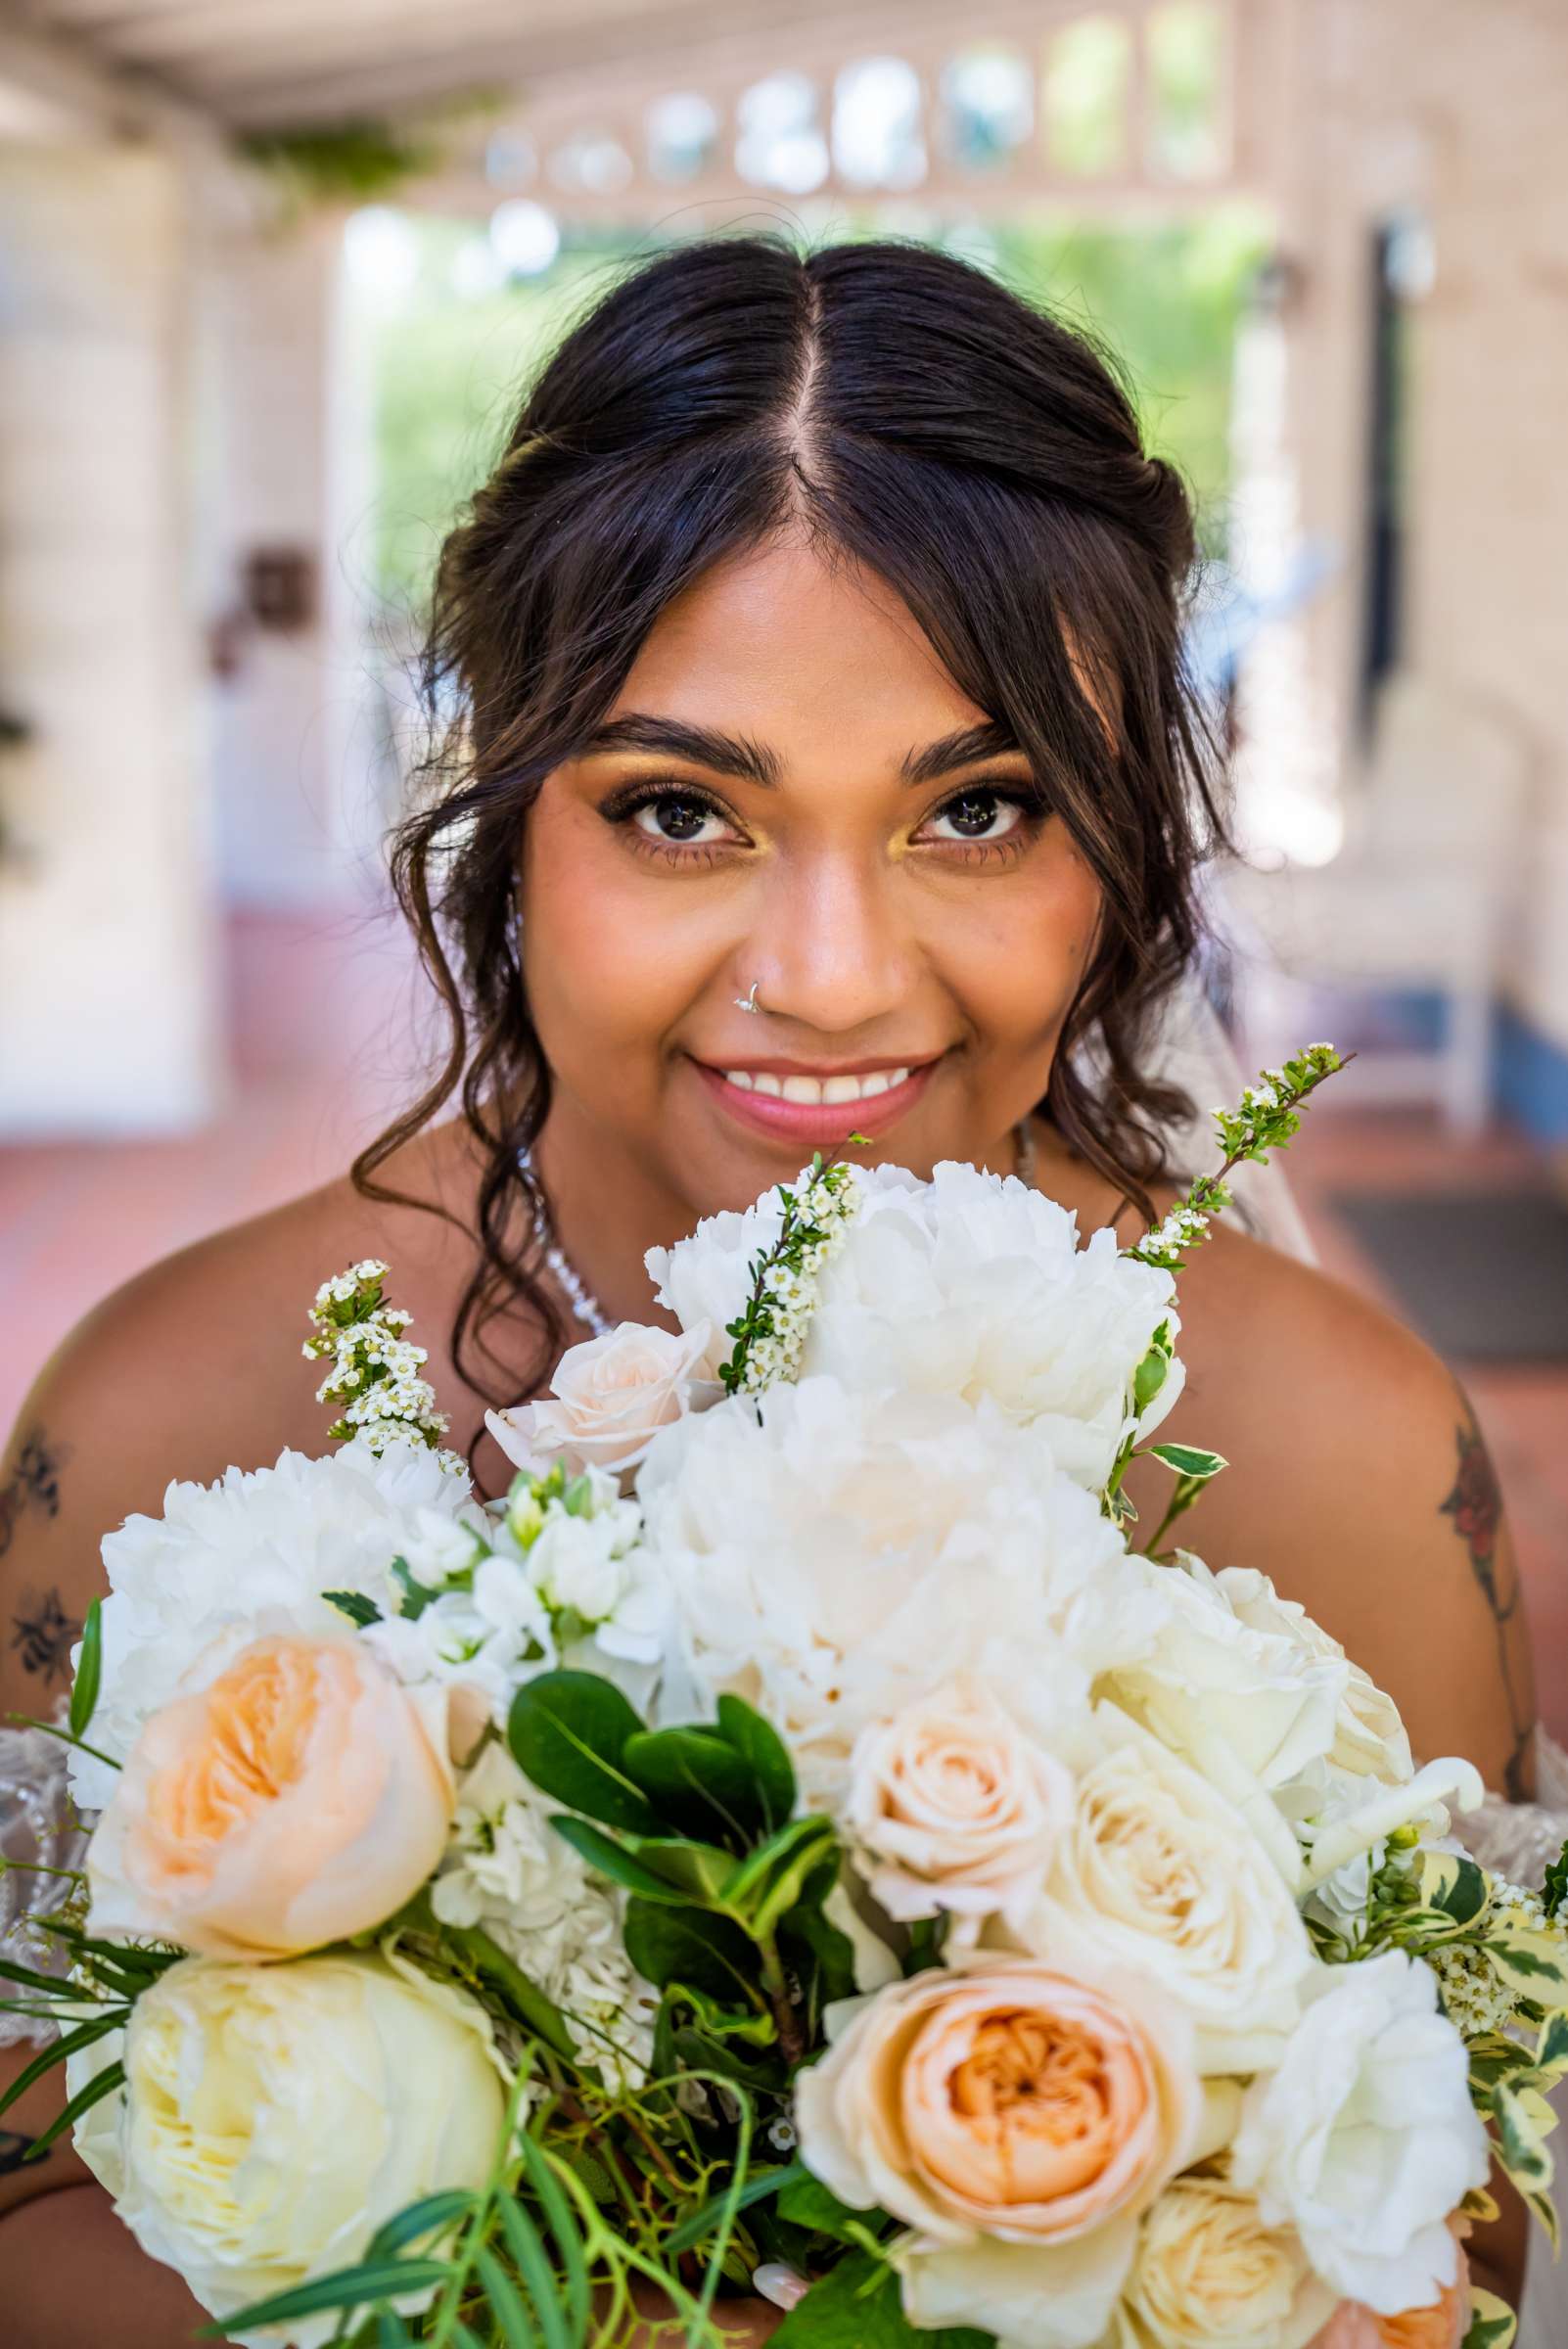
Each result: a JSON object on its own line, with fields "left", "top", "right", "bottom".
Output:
{"left": 519, "top": 1121, "right": 1038, "bottom": 1342}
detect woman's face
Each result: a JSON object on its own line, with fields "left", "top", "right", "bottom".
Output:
{"left": 522, "top": 535, "right": 1104, "bottom": 1221}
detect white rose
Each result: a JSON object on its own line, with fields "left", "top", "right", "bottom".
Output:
{"left": 69, "top": 1954, "right": 505, "bottom": 2347}
{"left": 71, "top": 1440, "right": 476, "bottom": 1810}
{"left": 486, "top": 1319, "right": 715, "bottom": 1479}
{"left": 1022, "top": 1706, "right": 1313, "bottom": 2049}
{"left": 639, "top": 1378, "right": 1165, "bottom": 1806}
{"left": 1100, "top": 1559, "right": 1349, "bottom": 1886}
{"left": 1121, "top": 2179, "right": 1334, "bottom": 2349}
{"left": 844, "top": 1676, "right": 1075, "bottom": 1929}
{"left": 1230, "top": 1953, "right": 1490, "bottom": 2315}
{"left": 1213, "top": 1567, "right": 1412, "bottom": 1784}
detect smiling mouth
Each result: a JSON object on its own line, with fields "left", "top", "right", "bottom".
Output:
{"left": 690, "top": 1055, "right": 942, "bottom": 1144}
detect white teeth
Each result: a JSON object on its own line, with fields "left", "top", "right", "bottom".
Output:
{"left": 721, "top": 1065, "right": 915, "bottom": 1103}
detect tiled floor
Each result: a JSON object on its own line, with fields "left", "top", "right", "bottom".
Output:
{"left": 2, "top": 911, "right": 1563, "bottom": 1736}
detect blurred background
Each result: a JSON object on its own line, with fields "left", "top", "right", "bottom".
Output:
{"left": 0, "top": 0, "right": 1562, "bottom": 1718}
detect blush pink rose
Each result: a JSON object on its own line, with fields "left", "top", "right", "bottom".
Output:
{"left": 88, "top": 1635, "right": 454, "bottom": 1959}
{"left": 486, "top": 1319, "right": 714, "bottom": 1478}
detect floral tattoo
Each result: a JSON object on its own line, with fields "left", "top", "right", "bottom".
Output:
{"left": 1441, "top": 1401, "right": 1533, "bottom": 1802}
{"left": 0, "top": 1425, "right": 65, "bottom": 1560}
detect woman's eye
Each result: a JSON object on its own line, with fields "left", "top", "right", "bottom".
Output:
{"left": 923, "top": 790, "right": 1026, "bottom": 844}
{"left": 630, "top": 794, "right": 730, "bottom": 846}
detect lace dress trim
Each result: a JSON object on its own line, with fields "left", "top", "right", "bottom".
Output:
{"left": 0, "top": 1716, "right": 89, "bottom": 2048}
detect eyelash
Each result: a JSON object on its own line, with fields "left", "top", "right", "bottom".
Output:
{"left": 597, "top": 776, "right": 1050, "bottom": 869}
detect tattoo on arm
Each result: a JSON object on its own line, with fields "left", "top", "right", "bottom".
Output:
{"left": 0, "top": 1427, "right": 67, "bottom": 1559}
{"left": 0, "top": 2128, "right": 41, "bottom": 2175}
{"left": 1440, "top": 1398, "right": 1534, "bottom": 1802}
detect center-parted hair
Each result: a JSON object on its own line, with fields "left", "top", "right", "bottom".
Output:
{"left": 359, "top": 233, "right": 1225, "bottom": 1405}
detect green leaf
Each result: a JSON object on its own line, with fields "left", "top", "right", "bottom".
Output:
{"left": 1487, "top": 1932, "right": 1568, "bottom": 2000}
{"left": 494, "top": 2194, "right": 571, "bottom": 2349}
{"left": 507, "top": 1671, "right": 657, "bottom": 1833}
{"left": 623, "top": 1726, "right": 762, "bottom": 1844}
{"left": 1131, "top": 1329, "right": 1173, "bottom": 1414}
{"left": 1461, "top": 2289, "right": 1519, "bottom": 2349}
{"left": 779, "top": 1900, "right": 857, "bottom": 2022}
{"left": 664, "top": 2162, "right": 807, "bottom": 2256}
{"left": 375, "top": 2313, "right": 415, "bottom": 2349}
{"left": 622, "top": 1900, "right": 762, "bottom": 2006}
{"left": 1538, "top": 2008, "right": 1568, "bottom": 2072}
{"left": 667, "top": 2022, "right": 784, "bottom": 2095}
{"left": 23, "top": 2057, "right": 124, "bottom": 2159}
{"left": 775, "top": 2174, "right": 878, "bottom": 2243}
{"left": 365, "top": 2189, "right": 476, "bottom": 2259}
{"left": 715, "top": 1695, "right": 796, "bottom": 1830}
{"left": 1543, "top": 1836, "right": 1567, "bottom": 1922}
{"left": 723, "top": 1816, "right": 840, "bottom": 1941}
{"left": 1421, "top": 1852, "right": 1490, "bottom": 1928}
{"left": 0, "top": 1953, "right": 92, "bottom": 2000}
{"left": 1493, "top": 2080, "right": 1554, "bottom": 2189}
{"left": 473, "top": 2245, "right": 539, "bottom": 2349}
{"left": 1524, "top": 2183, "right": 1561, "bottom": 2253}
{"left": 438, "top": 1923, "right": 578, "bottom": 2065}
{"left": 664, "top": 1981, "right": 777, "bottom": 2047}
{"left": 1146, "top": 1443, "right": 1227, "bottom": 1482}
{"left": 69, "top": 1597, "right": 102, "bottom": 1742}
{"left": 769, "top": 2251, "right": 991, "bottom": 2348}
{"left": 0, "top": 2014, "right": 121, "bottom": 2124}
{"left": 549, "top": 1818, "right": 694, "bottom": 1905}
{"left": 205, "top": 2260, "right": 450, "bottom": 2335}
{"left": 390, "top": 1556, "right": 441, "bottom": 1621}
{"left": 548, "top": 1818, "right": 734, "bottom": 1910}
{"left": 323, "top": 1589, "right": 383, "bottom": 1629}
{"left": 516, "top": 2131, "right": 591, "bottom": 2340}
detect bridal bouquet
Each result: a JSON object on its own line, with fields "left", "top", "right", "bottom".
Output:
{"left": 5, "top": 1046, "right": 1565, "bottom": 2349}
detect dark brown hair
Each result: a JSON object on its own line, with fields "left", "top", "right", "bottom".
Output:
{"left": 356, "top": 232, "right": 1224, "bottom": 1405}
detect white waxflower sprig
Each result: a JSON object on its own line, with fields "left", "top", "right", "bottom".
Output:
{"left": 303, "top": 1258, "right": 464, "bottom": 1473}
{"left": 1130, "top": 1041, "right": 1349, "bottom": 1271}
{"left": 717, "top": 1153, "right": 862, "bottom": 1397}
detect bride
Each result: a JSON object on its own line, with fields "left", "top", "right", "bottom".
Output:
{"left": 0, "top": 234, "right": 1551, "bottom": 2344}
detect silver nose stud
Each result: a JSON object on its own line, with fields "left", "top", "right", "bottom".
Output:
{"left": 734, "top": 978, "right": 763, "bottom": 1015}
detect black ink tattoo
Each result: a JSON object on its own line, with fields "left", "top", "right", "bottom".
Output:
{"left": 1441, "top": 1399, "right": 1534, "bottom": 1802}
{"left": 9, "top": 1586, "right": 81, "bottom": 1685}
{"left": 0, "top": 1426, "right": 66, "bottom": 1560}
{"left": 0, "top": 2126, "right": 39, "bottom": 2174}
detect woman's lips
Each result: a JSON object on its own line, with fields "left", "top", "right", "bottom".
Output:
{"left": 691, "top": 1057, "right": 940, "bottom": 1147}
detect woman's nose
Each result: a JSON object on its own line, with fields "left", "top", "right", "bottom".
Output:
{"left": 747, "top": 853, "right": 915, "bottom": 1037}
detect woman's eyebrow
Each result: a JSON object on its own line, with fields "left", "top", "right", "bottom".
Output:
{"left": 579, "top": 714, "right": 781, "bottom": 787}
{"left": 900, "top": 720, "right": 1025, "bottom": 784}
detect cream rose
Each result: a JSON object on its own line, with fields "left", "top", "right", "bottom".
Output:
{"left": 795, "top": 1956, "right": 1201, "bottom": 2349}
{"left": 844, "top": 1678, "right": 1075, "bottom": 1928}
{"left": 1123, "top": 2180, "right": 1334, "bottom": 2349}
{"left": 486, "top": 1319, "right": 714, "bottom": 1478}
{"left": 1212, "top": 1567, "right": 1412, "bottom": 1784}
{"left": 69, "top": 1954, "right": 505, "bottom": 2349}
{"left": 1022, "top": 1708, "right": 1313, "bottom": 2047}
{"left": 88, "top": 1634, "right": 454, "bottom": 1959}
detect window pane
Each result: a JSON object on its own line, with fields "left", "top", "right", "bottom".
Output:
{"left": 1146, "top": 1, "right": 1227, "bottom": 180}
{"left": 942, "top": 45, "right": 1034, "bottom": 172}
{"left": 735, "top": 72, "right": 829, "bottom": 193}
{"left": 832, "top": 55, "right": 926, "bottom": 190}
{"left": 647, "top": 92, "right": 719, "bottom": 185}
{"left": 1043, "top": 15, "right": 1131, "bottom": 178}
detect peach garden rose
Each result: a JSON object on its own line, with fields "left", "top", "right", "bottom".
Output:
{"left": 87, "top": 1633, "right": 454, "bottom": 1959}
{"left": 794, "top": 1955, "right": 1203, "bottom": 2349}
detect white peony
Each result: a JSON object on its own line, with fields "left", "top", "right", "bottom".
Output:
{"left": 649, "top": 1161, "right": 1182, "bottom": 1491}
{"left": 1230, "top": 1952, "right": 1490, "bottom": 2315}
{"left": 431, "top": 1742, "right": 658, "bottom": 2080}
{"left": 1020, "top": 1705, "right": 1314, "bottom": 2050}
{"left": 637, "top": 1378, "right": 1165, "bottom": 1806}
{"left": 70, "top": 1439, "right": 478, "bottom": 1810}
{"left": 69, "top": 1953, "right": 504, "bottom": 2348}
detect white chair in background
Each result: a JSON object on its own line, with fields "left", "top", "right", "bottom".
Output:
{"left": 1222, "top": 672, "right": 1533, "bottom": 1136}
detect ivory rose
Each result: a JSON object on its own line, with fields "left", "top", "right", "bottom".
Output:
{"left": 1211, "top": 1567, "right": 1412, "bottom": 1784}
{"left": 68, "top": 1954, "right": 504, "bottom": 2349}
{"left": 1231, "top": 1954, "right": 1489, "bottom": 2315}
{"left": 795, "top": 1956, "right": 1201, "bottom": 2349}
{"left": 1022, "top": 1708, "right": 1313, "bottom": 2043}
{"left": 486, "top": 1318, "right": 714, "bottom": 1478}
{"left": 88, "top": 1634, "right": 454, "bottom": 1959}
{"left": 844, "top": 1677, "right": 1075, "bottom": 1928}
{"left": 1121, "top": 2180, "right": 1334, "bottom": 2349}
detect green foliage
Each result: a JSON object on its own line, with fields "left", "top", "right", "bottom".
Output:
{"left": 324, "top": 1588, "right": 384, "bottom": 1628}
{"left": 717, "top": 1152, "right": 860, "bottom": 1397}
{"left": 1462, "top": 2288, "right": 1519, "bottom": 2348}
{"left": 768, "top": 2250, "right": 992, "bottom": 2348}
{"left": 507, "top": 1671, "right": 659, "bottom": 1835}
{"left": 69, "top": 1597, "right": 102, "bottom": 1742}
{"left": 1544, "top": 1837, "right": 1568, "bottom": 1921}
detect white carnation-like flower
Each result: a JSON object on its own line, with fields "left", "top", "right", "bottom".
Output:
{"left": 650, "top": 1161, "right": 1182, "bottom": 1490}
{"left": 431, "top": 1743, "right": 658, "bottom": 2081}
{"left": 638, "top": 1378, "right": 1165, "bottom": 1806}
{"left": 1230, "top": 1952, "right": 1490, "bottom": 2315}
{"left": 70, "top": 1440, "right": 477, "bottom": 1810}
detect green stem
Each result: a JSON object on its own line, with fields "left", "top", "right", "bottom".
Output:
{"left": 756, "top": 1936, "right": 805, "bottom": 2068}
